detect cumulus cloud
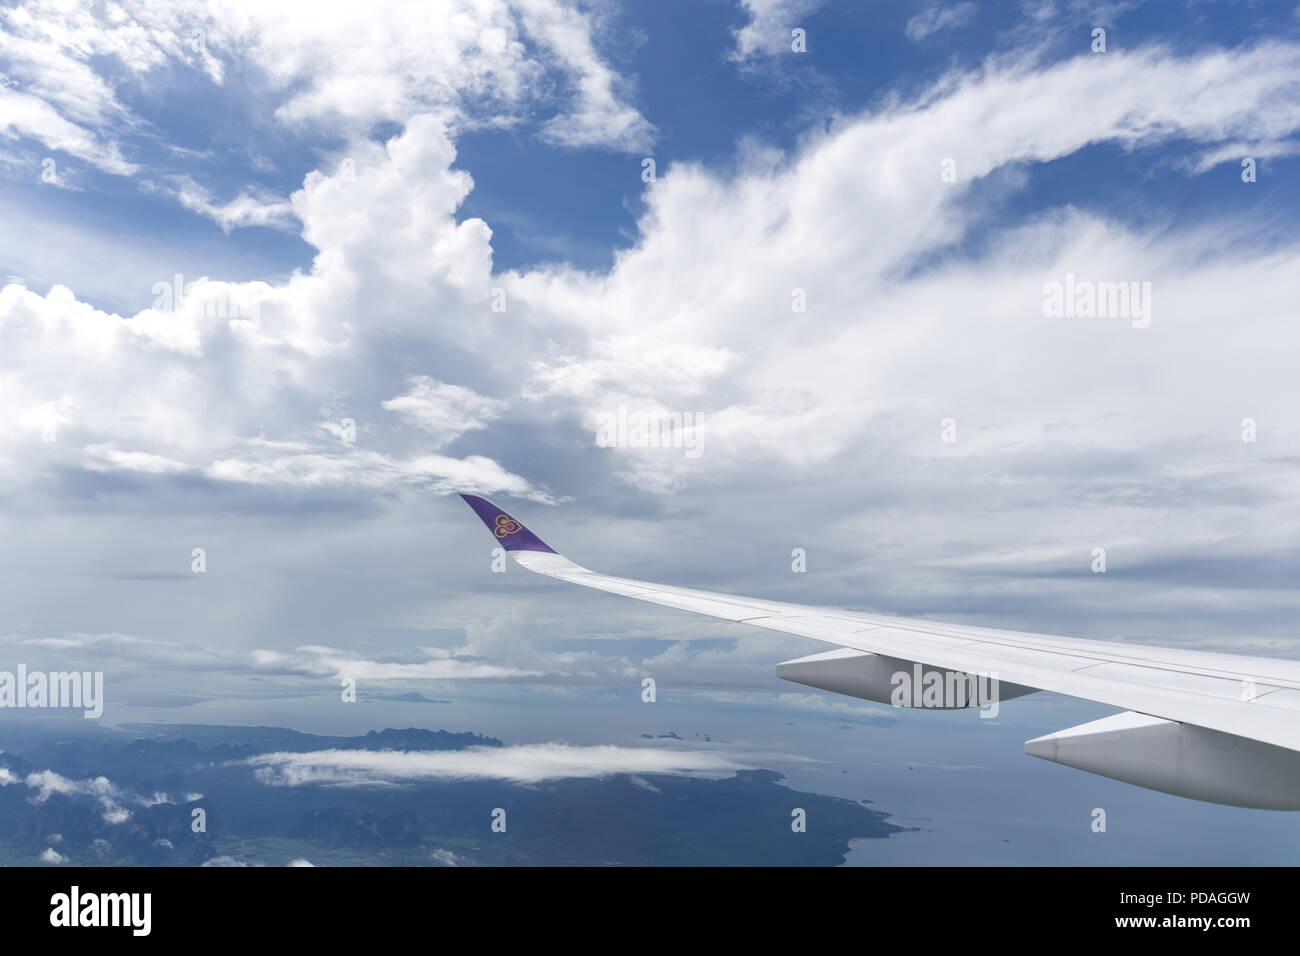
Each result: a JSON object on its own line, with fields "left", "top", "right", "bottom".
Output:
{"left": 0, "top": 117, "right": 558, "bottom": 505}
{"left": 245, "top": 743, "right": 750, "bottom": 786}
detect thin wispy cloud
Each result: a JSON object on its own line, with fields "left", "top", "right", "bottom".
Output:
{"left": 906, "top": 3, "right": 978, "bottom": 41}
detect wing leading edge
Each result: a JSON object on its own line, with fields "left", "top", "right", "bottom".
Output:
{"left": 459, "top": 494, "right": 1300, "bottom": 809}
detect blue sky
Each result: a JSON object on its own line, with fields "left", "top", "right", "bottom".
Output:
{"left": 6, "top": 0, "right": 1299, "bottom": 303}
{"left": 4, "top": 0, "right": 1300, "bottom": 864}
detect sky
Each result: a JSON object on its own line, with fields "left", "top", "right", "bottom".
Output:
{"left": 3, "top": 0, "right": 1300, "bottom": 864}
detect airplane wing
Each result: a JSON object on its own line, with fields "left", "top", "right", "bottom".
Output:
{"left": 459, "top": 493, "right": 1300, "bottom": 809}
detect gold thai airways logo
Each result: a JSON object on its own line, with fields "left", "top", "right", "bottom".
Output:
{"left": 494, "top": 515, "right": 521, "bottom": 538}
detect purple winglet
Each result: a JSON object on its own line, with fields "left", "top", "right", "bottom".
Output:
{"left": 459, "top": 494, "right": 557, "bottom": 554}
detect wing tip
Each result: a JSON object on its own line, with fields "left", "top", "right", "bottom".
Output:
{"left": 458, "top": 493, "right": 557, "bottom": 554}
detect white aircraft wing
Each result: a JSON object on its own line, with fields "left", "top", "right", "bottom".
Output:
{"left": 460, "top": 494, "right": 1300, "bottom": 809}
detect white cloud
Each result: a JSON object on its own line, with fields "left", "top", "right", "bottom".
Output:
{"left": 505, "top": 42, "right": 1300, "bottom": 495}
{"left": 85, "top": 445, "right": 191, "bottom": 475}
{"left": 245, "top": 742, "right": 750, "bottom": 786}
{"left": 0, "top": 0, "right": 652, "bottom": 213}
{"left": 204, "top": 450, "right": 554, "bottom": 500}
{"left": 0, "top": 85, "right": 135, "bottom": 175}
{"left": 164, "top": 176, "right": 297, "bottom": 233}
{"left": 905, "top": 3, "right": 978, "bottom": 42}
{"left": 731, "top": 0, "right": 827, "bottom": 60}
{"left": 23, "top": 770, "right": 179, "bottom": 825}
{"left": 382, "top": 377, "right": 505, "bottom": 448}
{"left": 512, "top": 0, "right": 654, "bottom": 151}
{"left": 0, "top": 117, "right": 558, "bottom": 504}
{"left": 251, "top": 644, "right": 538, "bottom": 681}
{"left": 0, "top": 631, "right": 541, "bottom": 684}
{"left": 236, "top": 0, "right": 652, "bottom": 150}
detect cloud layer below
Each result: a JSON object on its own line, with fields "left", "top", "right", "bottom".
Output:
{"left": 245, "top": 743, "right": 749, "bottom": 786}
